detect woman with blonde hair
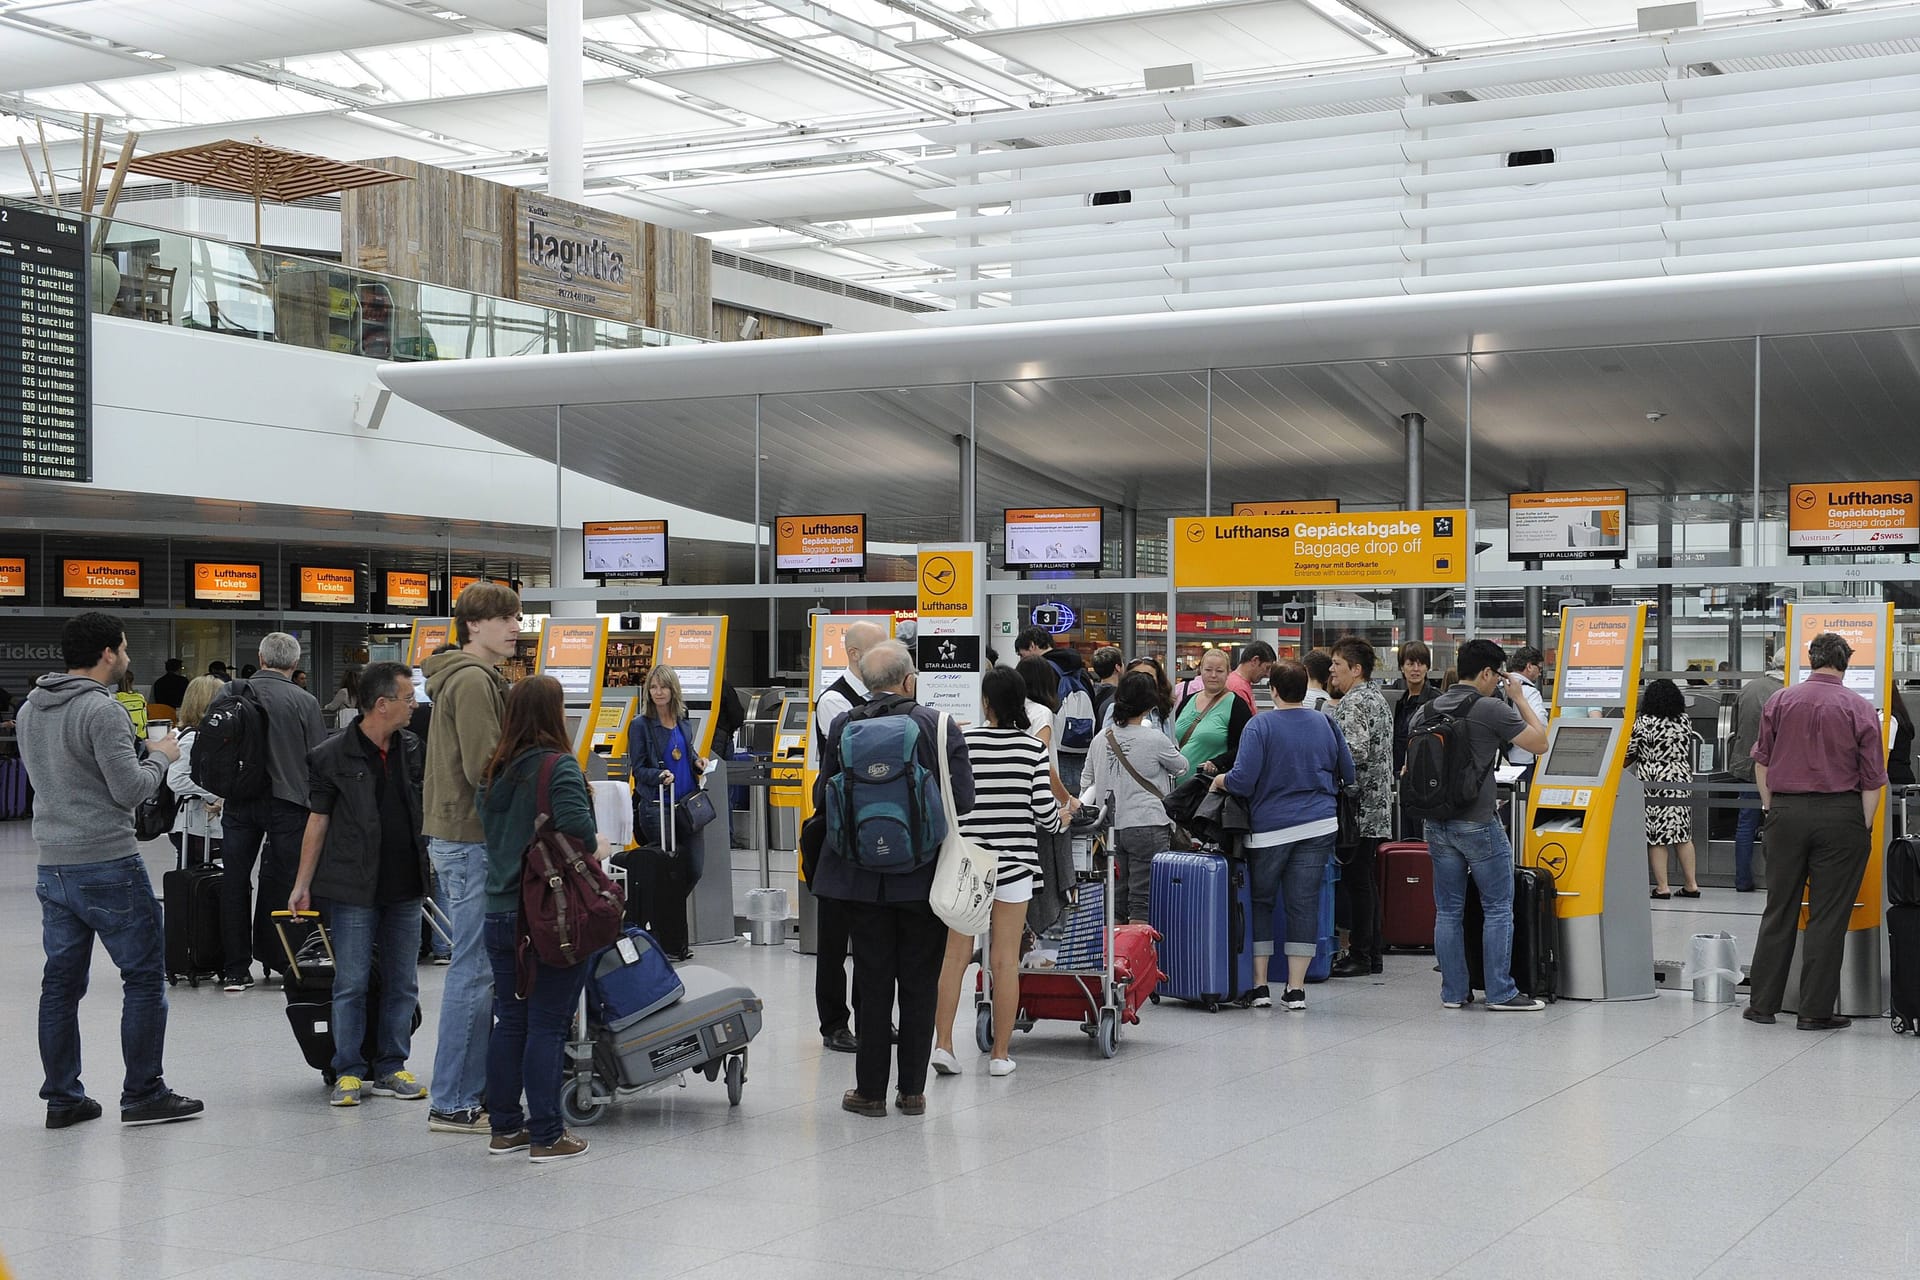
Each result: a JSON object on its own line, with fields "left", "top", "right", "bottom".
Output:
{"left": 623, "top": 664, "right": 707, "bottom": 959}
{"left": 168, "top": 675, "right": 228, "bottom": 860}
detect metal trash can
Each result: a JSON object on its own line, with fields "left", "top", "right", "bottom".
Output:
{"left": 746, "top": 887, "right": 788, "bottom": 947}
{"left": 1685, "top": 931, "right": 1740, "bottom": 1004}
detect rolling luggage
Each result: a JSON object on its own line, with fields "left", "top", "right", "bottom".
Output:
{"left": 163, "top": 833, "right": 223, "bottom": 987}
{"left": 1464, "top": 863, "right": 1559, "bottom": 1001}
{"left": 1888, "top": 835, "right": 1920, "bottom": 910}
{"left": 0, "top": 755, "right": 32, "bottom": 820}
{"left": 1377, "top": 841, "right": 1436, "bottom": 951}
{"left": 273, "top": 910, "right": 430, "bottom": 1084}
{"left": 571, "top": 964, "right": 764, "bottom": 1116}
{"left": 1149, "top": 850, "right": 1252, "bottom": 1011}
{"left": 1889, "top": 904, "right": 1920, "bottom": 1035}
{"left": 615, "top": 781, "right": 692, "bottom": 959}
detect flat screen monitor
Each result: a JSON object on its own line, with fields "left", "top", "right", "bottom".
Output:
{"left": 1003, "top": 506, "right": 1103, "bottom": 571}
{"left": 293, "top": 565, "right": 360, "bottom": 610}
{"left": 60, "top": 557, "right": 140, "bottom": 603}
{"left": 1541, "top": 725, "right": 1614, "bottom": 780}
{"left": 776, "top": 513, "right": 866, "bottom": 575}
{"left": 1508, "top": 489, "right": 1628, "bottom": 562}
{"left": 1559, "top": 612, "right": 1633, "bottom": 704}
{"left": 780, "top": 698, "right": 810, "bottom": 732}
{"left": 584, "top": 520, "right": 668, "bottom": 579}
{"left": 187, "top": 561, "right": 263, "bottom": 607}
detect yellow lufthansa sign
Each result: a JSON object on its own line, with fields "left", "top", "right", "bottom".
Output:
{"left": 916, "top": 548, "right": 977, "bottom": 619}
{"left": 1172, "top": 509, "right": 1469, "bottom": 590}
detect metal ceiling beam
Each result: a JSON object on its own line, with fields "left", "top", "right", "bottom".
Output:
{"left": 1324, "top": 0, "right": 1437, "bottom": 58}
{"left": 639, "top": 0, "right": 960, "bottom": 119}
{"left": 753, "top": 0, "right": 1034, "bottom": 106}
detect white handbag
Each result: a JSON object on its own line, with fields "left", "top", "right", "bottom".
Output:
{"left": 928, "top": 713, "right": 997, "bottom": 936}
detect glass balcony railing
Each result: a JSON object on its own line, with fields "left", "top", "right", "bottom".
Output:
{"left": 7, "top": 196, "right": 708, "bottom": 360}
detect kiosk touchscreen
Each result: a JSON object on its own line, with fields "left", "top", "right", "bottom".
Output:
{"left": 1524, "top": 605, "right": 1655, "bottom": 1001}
{"left": 653, "top": 616, "right": 728, "bottom": 757}
{"left": 536, "top": 618, "right": 608, "bottom": 765}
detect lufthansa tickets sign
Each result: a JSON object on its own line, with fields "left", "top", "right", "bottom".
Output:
{"left": 1788, "top": 481, "right": 1919, "bottom": 553}
{"left": 1173, "top": 510, "right": 1469, "bottom": 590}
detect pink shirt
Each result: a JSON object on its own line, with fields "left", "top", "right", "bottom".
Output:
{"left": 1751, "top": 671, "right": 1888, "bottom": 795}
{"left": 1225, "top": 670, "right": 1258, "bottom": 713}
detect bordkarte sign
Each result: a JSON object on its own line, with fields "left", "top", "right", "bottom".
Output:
{"left": 1174, "top": 510, "right": 1469, "bottom": 590}
{"left": 513, "top": 192, "right": 642, "bottom": 323}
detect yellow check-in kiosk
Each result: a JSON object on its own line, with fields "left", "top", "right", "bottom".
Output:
{"left": 1524, "top": 604, "right": 1656, "bottom": 1001}
{"left": 1778, "top": 602, "right": 1894, "bottom": 1017}
{"left": 536, "top": 618, "right": 609, "bottom": 766}
{"left": 654, "top": 616, "right": 729, "bottom": 757}
{"left": 588, "top": 695, "right": 638, "bottom": 783}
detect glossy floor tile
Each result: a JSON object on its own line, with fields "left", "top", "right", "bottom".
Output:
{"left": 1, "top": 825, "right": 1915, "bottom": 1279}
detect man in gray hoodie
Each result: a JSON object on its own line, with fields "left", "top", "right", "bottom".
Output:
{"left": 17, "top": 612, "right": 204, "bottom": 1129}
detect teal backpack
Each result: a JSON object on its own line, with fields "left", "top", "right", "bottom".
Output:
{"left": 824, "top": 709, "right": 948, "bottom": 874}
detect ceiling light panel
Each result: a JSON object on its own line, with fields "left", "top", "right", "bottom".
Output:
{"left": 41, "top": 0, "right": 464, "bottom": 66}
{"left": 653, "top": 59, "right": 911, "bottom": 120}
{"left": 370, "top": 81, "right": 724, "bottom": 150}
{"left": 581, "top": 10, "right": 764, "bottom": 68}
{"left": 0, "top": 24, "right": 166, "bottom": 90}
{"left": 23, "top": 68, "right": 339, "bottom": 128}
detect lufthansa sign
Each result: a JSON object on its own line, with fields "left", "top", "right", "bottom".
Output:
{"left": 1172, "top": 510, "right": 1469, "bottom": 590}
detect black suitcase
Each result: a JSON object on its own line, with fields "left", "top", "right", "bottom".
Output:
{"left": 1464, "top": 864, "right": 1558, "bottom": 1002}
{"left": 616, "top": 780, "right": 692, "bottom": 958}
{"left": 1889, "top": 836, "right": 1920, "bottom": 910}
{"left": 273, "top": 911, "right": 424, "bottom": 1083}
{"left": 1890, "top": 904, "right": 1920, "bottom": 1035}
{"left": 163, "top": 833, "right": 223, "bottom": 987}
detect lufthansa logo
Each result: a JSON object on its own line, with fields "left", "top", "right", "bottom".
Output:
{"left": 779, "top": 520, "right": 796, "bottom": 538}
{"left": 921, "top": 555, "right": 958, "bottom": 597}
{"left": 1538, "top": 842, "right": 1569, "bottom": 878}
{"left": 1794, "top": 490, "right": 1818, "bottom": 510}
{"left": 1184, "top": 523, "right": 1205, "bottom": 543}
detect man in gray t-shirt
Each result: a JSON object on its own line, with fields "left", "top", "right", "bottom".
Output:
{"left": 1413, "top": 639, "right": 1549, "bottom": 1012}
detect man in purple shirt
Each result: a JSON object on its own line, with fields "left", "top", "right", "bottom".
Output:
{"left": 1745, "top": 631, "right": 1888, "bottom": 1030}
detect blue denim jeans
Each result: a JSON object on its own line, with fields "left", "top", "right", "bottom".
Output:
{"left": 428, "top": 839, "right": 493, "bottom": 1112}
{"left": 1247, "top": 832, "right": 1335, "bottom": 958}
{"left": 484, "top": 912, "right": 590, "bottom": 1147}
{"left": 320, "top": 896, "right": 423, "bottom": 1079}
{"left": 37, "top": 855, "right": 171, "bottom": 1109}
{"left": 1426, "top": 818, "right": 1520, "bottom": 1006}
{"left": 1734, "top": 804, "right": 1763, "bottom": 891}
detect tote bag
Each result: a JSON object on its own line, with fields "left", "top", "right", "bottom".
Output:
{"left": 928, "top": 714, "right": 997, "bottom": 936}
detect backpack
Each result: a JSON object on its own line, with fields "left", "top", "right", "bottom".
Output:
{"left": 824, "top": 706, "right": 949, "bottom": 874}
{"left": 519, "top": 753, "right": 627, "bottom": 983}
{"left": 133, "top": 763, "right": 180, "bottom": 842}
{"left": 1055, "top": 671, "right": 1096, "bottom": 752}
{"left": 189, "top": 679, "right": 271, "bottom": 801}
{"left": 1402, "top": 691, "right": 1490, "bottom": 821}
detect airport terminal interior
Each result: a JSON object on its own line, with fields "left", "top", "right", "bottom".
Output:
{"left": 8, "top": 0, "right": 1920, "bottom": 1276}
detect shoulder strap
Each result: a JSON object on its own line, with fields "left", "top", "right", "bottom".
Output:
{"left": 934, "top": 712, "right": 959, "bottom": 830}
{"left": 1105, "top": 727, "right": 1159, "bottom": 793}
{"left": 535, "top": 750, "right": 562, "bottom": 821}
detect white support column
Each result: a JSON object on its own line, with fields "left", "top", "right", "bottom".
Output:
{"left": 547, "top": 0, "right": 586, "bottom": 201}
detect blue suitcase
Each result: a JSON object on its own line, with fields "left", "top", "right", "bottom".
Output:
{"left": 0, "top": 756, "right": 32, "bottom": 821}
{"left": 1150, "top": 851, "right": 1252, "bottom": 1011}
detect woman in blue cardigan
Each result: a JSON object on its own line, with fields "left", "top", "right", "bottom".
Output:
{"left": 1212, "top": 659, "right": 1354, "bottom": 1012}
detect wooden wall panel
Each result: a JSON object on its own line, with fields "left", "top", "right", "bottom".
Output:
{"left": 340, "top": 158, "right": 512, "bottom": 297}
{"left": 647, "top": 225, "right": 713, "bottom": 338}
{"left": 713, "top": 302, "right": 824, "bottom": 342}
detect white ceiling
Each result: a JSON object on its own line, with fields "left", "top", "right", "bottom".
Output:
{"left": 1, "top": 0, "right": 1902, "bottom": 304}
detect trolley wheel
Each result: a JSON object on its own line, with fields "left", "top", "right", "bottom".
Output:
{"left": 1097, "top": 1009, "right": 1118, "bottom": 1059}
{"left": 560, "top": 1077, "right": 607, "bottom": 1127}
{"left": 1149, "top": 993, "right": 1160, "bottom": 1005}
{"left": 1205, "top": 999, "right": 1220, "bottom": 1013}
{"left": 700, "top": 1061, "right": 721, "bottom": 1082}
{"left": 974, "top": 1004, "right": 994, "bottom": 1055}
{"left": 725, "top": 1055, "right": 745, "bottom": 1106}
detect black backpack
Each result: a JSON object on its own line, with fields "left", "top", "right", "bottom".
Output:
{"left": 1402, "top": 691, "right": 1489, "bottom": 820}
{"left": 190, "top": 679, "right": 272, "bottom": 801}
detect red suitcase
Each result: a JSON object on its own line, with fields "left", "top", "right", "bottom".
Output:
{"left": 1377, "top": 841, "right": 1436, "bottom": 951}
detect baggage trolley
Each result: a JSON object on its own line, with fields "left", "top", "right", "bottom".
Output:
{"left": 974, "top": 812, "right": 1135, "bottom": 1059}
{"left": 558, "top": 962, "right": 765, "bottom": 1125}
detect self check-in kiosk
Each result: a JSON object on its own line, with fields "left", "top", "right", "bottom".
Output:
{"left": 1778, "top": 602, "right": 1894, "bottom": 1018}
{"left": 536, "top": 618, "right": 609, "bottom": 767}
{"left": 1523, "top": 604, "right": 1657, "bottom": 1001}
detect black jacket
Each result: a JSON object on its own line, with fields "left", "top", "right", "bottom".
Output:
{"left": 305, "top": 726, "right": 429, "bottom": 908}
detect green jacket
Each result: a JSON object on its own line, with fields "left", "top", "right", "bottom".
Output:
{"left": 475, "top": 748, "right": 599, "bottom": 914}
{"left": 421, "top": 648, "right": 508, "bottom": 843}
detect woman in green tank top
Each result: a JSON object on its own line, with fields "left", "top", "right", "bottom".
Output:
{"left": 1174, "top": 647, "right": 1250, "bottom": 779}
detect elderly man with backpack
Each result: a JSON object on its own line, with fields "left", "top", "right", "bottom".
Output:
{"left": 1404, "top": 638, "right": 1549, "bottom": 1013}
{"left": 812, "top": 640, "right": 974, "bottom": 1118}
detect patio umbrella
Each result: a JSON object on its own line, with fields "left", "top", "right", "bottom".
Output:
{"left": 116, "top": 138, "right": 409, "bottom": 246}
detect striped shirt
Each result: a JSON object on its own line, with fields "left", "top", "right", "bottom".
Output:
{"left": 960, "top": 726, "right": 1061, "bottom": 888}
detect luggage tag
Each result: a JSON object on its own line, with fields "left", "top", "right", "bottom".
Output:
{"left": 616, "top": 936, "right": 641, "bottom": 965}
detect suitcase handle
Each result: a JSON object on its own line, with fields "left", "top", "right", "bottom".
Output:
{"left": 270, "top": 909, "right": 332, "bottom": 982}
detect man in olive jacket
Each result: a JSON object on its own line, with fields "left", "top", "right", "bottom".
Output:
{"left": 420, "top": 582, "right": 520, "bottom": 1133}
{"left": 290, "top": 663, "right": 430, "bottom": 1107}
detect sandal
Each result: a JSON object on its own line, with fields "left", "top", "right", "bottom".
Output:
{"left": 1677, "top": 888, "right": 1702, "bottom": 898}
{"left": 1650, "top": 889, "right": 1672, "bottom": 900}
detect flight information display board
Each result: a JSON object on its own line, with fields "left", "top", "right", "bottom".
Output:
{"left": 0, "top": 205, "right": 90, "bottom": 482}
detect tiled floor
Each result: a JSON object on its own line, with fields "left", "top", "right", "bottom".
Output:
{"left": 2, "top": 822, "right": 1915, "bottom": 1280}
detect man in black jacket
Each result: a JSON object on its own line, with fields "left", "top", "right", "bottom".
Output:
{"left": 812, "top": 641, "right": 973, "bottom": 1118}
{"left": 289, "top": 663, "right": 430, "bottom": 1108}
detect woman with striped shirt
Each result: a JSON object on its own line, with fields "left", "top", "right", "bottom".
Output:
{"left": 931, "top": 667, "right": 1064, "bottom": 1079}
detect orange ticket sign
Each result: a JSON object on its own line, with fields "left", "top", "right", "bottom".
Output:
{"left": 1004, "top": 506, "right": 1103, "bottom": 570}
{"left": 0, "top": 557, "right": 25, "bottom": 598}
{"left": 657, "top": 618, "right": 722, "bottom": 696}
{"left": 544, "top": 621, "right": 601, "bottom": 671}
{"left": 407, "top": 620, "right": 450, "bottom": 668}
{"left": 384, "top": 571, "right": 430, "bottom": 611}
{"left": 190, "top": 562, "right": 261, "bottom": 604}
{"left": 1508, "top": 488, "right": 1628, "bottom": 561}
{"left": 449, "top": 575, "right": 481, "bottom": 602}
{"left": 61, "top": 558, "right": 139, "bottom": 601}
{"left": 1791, "top": 605, "right": 1890, "bottom": 703}
{"left": 1560, "top": 612, "right": 1634, "bottom": 703}
{"left": 777, "top": 513, "right": 867, "bottom": 574}
{"left": 1788, "top": 480, "right": 1920, "bottom": 553}
{"left": 1172, "top": 510, "right": 1468, "bottom": 590}
{"left": 298, "top": 566, "right": 358, "bottom": 607}
{"left": 1231, "top": 500, "right": 1339, "bottom": 516}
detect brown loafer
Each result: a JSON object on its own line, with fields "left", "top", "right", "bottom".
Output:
{"left": 895, "top": 1093, "right": 926, "bottom": 1116}
{"left": 1742, "top": 1007, "right": 1776, "bottom": 1025}
{"left": 1795, "top": 1015, "right": 1851, "bottom": 1031}
{"left": 841, "top": 1089, "right": 886, "bottom": 1118}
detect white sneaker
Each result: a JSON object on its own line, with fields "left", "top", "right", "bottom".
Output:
{"left": 988, "top": 1058, "right": 1016, "bottom": 1078}
{"left": 930, "top": 1048, "right": 961, "bottom": 1077}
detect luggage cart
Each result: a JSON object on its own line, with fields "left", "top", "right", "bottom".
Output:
{"left": 559, "top": 961, "right": 764, "bottom": 1125}
{"left": 973, "top": 820, "right": 1134, "bottom": 1059}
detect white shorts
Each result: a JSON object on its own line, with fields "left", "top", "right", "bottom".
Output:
{"left": 994, "top": 875, "right": 1034, "bottom": 905}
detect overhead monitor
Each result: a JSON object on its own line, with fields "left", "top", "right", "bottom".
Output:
{"left": 0, "top": 557, "right": 26, "bottom": 598}
{"left": 1540, "top": 724, "right": 1616, "bottom": 781}
{"left": 776, "top": 513, "right": 866, "bottom": 575}
{"left": 1004, "top": 506, "right": 1103, "bottom": 571}
{"left": 382, "top": 570, "right": 431, "bottom": 611}
{"left": 584, "top": 519, "right": 668, "bottom": 579}
{"left": 1787, "top": 480, "right": 1919, "bottom": 554}
{"left": 187, "top": 561, "right": 263, "bottom": 606}
{"left": 1560, "top": 612, "right": 1632, "bottom": 704}
{"left": 294, "top": 565, "right": 360, "bottom": 609}
{"left": 60, "top": 558, "right": 139, "bottom": 603}
{"left": 1508, "top": 489, "right": 1628, "bottom": 562}
{"left": 1, "top": 205, "right": 91, "bottom": 483}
